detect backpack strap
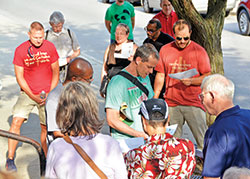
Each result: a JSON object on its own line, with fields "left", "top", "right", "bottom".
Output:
{"left": 45, "top": 30, "right": 49, "bottom": 40}
{"left": 63, "top": 135, "right": 108, "bottom": 179}
{"left": 117, "top": 71, "right": 149, "bottom": 97}
{"left": 67, "top": 28, "right": 73, "bottom": 45}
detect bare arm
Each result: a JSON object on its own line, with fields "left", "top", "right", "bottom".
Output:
{"left": 105, "top": 20, "right": 112, "bottom": 33}
{"left": 181, "top": 72, "right": 211, "bottom": 86}
{"left": 131, "top": 16, "right": 135, "bottom": 29}
{"left": 106, "top": 108, "right": 148, "bottom": 138}
{"left": 204, "top": 177, "right": 220, "bottom": 179}
{"left": 50, "top": 61, "right": 59, "bottom": 92}
{"left": 66, "top": 49, "right": 80, "bottom": 63}
{"left": 101, "top": 46, "right": 110, "bottom": 82}
{"left": 53, "top": 131, "right": 64, "bottom": 138}
{"left": 14, "top": 65, "right": 45, "bottom": 105}
{"left": 154, "top": 72, "right": 165, "bottom": 98}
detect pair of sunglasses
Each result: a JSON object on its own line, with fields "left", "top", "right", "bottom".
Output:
{"left": 144, "top": 27, "right": 158, "bottom": 34}
{"left": 176, "top": 36, "right": 190, "bottom": 41}
{"left": 28, "top": 45, "right": 34, "bottom": 58}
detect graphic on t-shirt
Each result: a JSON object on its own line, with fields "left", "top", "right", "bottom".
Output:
{"left": 128, "top": 84, "right": 148, "bottom": 109}
{"left": 169, "top": 56, "right": 191, "bottom": 74}
{"left": 24, "top": 51, "right": 50, "bottom": 67}
{"left": 114, "top": 9, "right": 131, "bottom": 24}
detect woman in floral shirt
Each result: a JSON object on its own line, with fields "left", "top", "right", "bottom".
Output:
{"left": 124, "top": 98, "right": 196, "bottom": 178}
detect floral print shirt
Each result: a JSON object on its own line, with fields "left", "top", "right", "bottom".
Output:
{"left": 124, "top": 133, "right": 196, "bottom": 179}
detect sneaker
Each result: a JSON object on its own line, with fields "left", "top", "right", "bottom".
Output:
{"left": 5, "top": 158, "right": 17, "bottom": 172}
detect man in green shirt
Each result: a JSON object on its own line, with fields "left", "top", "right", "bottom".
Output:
{"left": 105, "top": 44, "right": 159, "bottom": 139}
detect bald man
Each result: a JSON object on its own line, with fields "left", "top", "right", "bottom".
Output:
{"left": 45, "top": 57, "right": 93, "bottom": 142}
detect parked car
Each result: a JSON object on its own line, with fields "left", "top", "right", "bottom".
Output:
{"left": 141, "top": 0, "right": 236, "bottom": 16}
{"left": 237, "top": 0, "right": 250, "bottom": 35}
{"left": 102, "top": 0, "right": 140, "bottom": 4}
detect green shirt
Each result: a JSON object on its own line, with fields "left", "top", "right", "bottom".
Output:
{"left": 105, "top": 70, "right": 154, "bottom": 139}
{"left": 105, "top": 1, "right": 135, "bottom": 40}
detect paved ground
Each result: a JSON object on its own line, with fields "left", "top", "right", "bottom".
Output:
{"left": 0, "top": 0, "right": 249, "bottom": 178}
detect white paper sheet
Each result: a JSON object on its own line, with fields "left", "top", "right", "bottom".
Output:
{"left": 117, "top": 124, "right": 178, "bottom": 153}
{"left": 114, "top": 42, "right": 133, "bottom": 59}
{"left": 168, "top": 68, "right": 198, "bottom": 80}
{"left": 166, "top": 124, "right": 178, "bottom": 136}
{"left": 59, "top": 57, "right": 67, "bottom": 67}
{"left": 117, "top": 137, "right": 145, "bottom": 153}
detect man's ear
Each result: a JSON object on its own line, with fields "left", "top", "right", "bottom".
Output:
{"left": 141, "top": 116, "right": 148, "bottom": 133}
{"left": 135, "top": 57, "right": 142, "bottom": 65}
{"left": 71, "top": 76, "right": 77, "bottom": 82}
{"left": 165, "top": 116, "right": 170, "bottom": 128}
{"left": 28, "top": 31, "right": 31, "bottom": 39}
{"left": 189, "top": 30, "right": 192, "bottom": 35}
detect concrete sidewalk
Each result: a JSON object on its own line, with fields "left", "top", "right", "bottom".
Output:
{"left": 1, "top": 0, "right": 249, "bottom": 178}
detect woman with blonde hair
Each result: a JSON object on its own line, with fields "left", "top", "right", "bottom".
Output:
{"left": 45, "top": 81, "right": 127, "bottom": 179}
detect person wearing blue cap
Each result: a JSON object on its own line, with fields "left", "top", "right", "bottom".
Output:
{"left": 124, "top": 98, "right": 196, "bottom": 178}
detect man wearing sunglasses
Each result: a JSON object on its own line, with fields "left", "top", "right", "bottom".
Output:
{"left": 46, "top": 57, "right": 93, "bottom": 143}
{"left": 6, "top": 21, "right": 59, "bottom": 171}
{"left": 143, "top": 18, "right": 174, "bottom": 99}
{"left": 154, "top": 19, "right": 211, "bottom": 151}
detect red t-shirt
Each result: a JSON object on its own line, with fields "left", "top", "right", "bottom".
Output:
{"left": 153, "top": 10, "right": 178, "bottom": 38}
{"left": 13, "top": 40, "right": 59, "bottom": 94}
{"left": 155, "top": 41, "right": 211, "bottom": 111}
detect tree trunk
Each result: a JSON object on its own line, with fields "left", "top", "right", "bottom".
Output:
{"left": 170, "top": 0, "right": 227, "bottom": 74}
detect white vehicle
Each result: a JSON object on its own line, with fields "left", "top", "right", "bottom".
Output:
{"left": 141, "top": 0, "right": 237, "bottom": 16}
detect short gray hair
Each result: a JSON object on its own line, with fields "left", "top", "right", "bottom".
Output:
{"left": 201, "top": 74, "right": 235, "bottom": 100}
{"left": 223, "top": 167, "right": 250, "bottom": 179}
{"left": 116, "top": 23, "right": 130, "bottom": 34}
{"left": 49, "top": 11, "right": 65, "bottom": 24}
{"left": 133, "top": 43, "right": 159, "bottom": 62}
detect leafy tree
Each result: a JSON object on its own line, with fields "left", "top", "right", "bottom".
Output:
{"left": 170, "top": 0, "right": 228, "bottom": 74}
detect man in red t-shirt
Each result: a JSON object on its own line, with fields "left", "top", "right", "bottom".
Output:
{"left": 6, "top": 21, "right": 59, "bottom": 171}
{"left": 153, "top": 0, "right": 178, "bottom": 37}
{"left": 154, "top": 19, "right": 211, "bottom": 151}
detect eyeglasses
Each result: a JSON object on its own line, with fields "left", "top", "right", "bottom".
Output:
{"left": 83, "top": 76, "right": 93, "bottom": 84}
{"left": 115, "top": 32, "right": 127, "bottom": 36}
{"left": 144, "top": 27, "right": 157, "bottom": 34}
{"left": 28, "top": 45, "right": 34, "bottom": 58}
{"left": 198, "top": 91, "right": 212, "bottom": 101}
{"left": 75, "top": 75, "right": 93, "bottom": 84}
{"left": 176, "top": 36, "right": 190, "bottom": 41}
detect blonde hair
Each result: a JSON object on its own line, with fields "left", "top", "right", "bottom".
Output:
{"left": 29, "top": 21, "right": 44, "bottom": 32}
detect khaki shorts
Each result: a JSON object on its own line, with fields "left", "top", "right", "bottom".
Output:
{"left": 12, "top": 91, "right": 46, "bottom": 125}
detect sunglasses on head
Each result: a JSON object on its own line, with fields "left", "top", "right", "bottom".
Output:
{"left": 176, "top": 36, "right": 190, "bottom": 41}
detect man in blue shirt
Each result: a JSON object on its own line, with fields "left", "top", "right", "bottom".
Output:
{"left": 200, "top": 74, "right": 250, "bottom": 179}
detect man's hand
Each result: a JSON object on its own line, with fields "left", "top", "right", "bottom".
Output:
{"left": 106, "top": 108, "right": 148, "bottom": 138}
{"left": 180, "top": 78, "right": 192, "bottom": 86}
{"left": 31, "top": 94, "right": 46, "bottom": 106}
{"left": 138, "top": 131, "right": 148, "bottom": 139}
